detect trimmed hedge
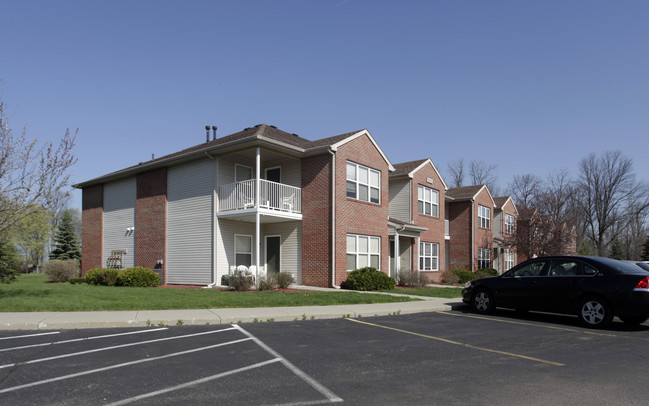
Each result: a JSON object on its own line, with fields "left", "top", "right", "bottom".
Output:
{"left": 43, "top": 260, "right": 79, "bottom": 283}
{"left": 476, "top": 268, "right": 499, "bottom": 278}
{"left": 341, "top": 267, "right": 396, "bottom": 291}
{"left": 116, "top": 267, "right": 160, "bottom": 287}
{"left": 85, "top": 268, "right": 121, "bottom": 286}
{"left": 452, "top": 269, "right": 477, "bottom": 284}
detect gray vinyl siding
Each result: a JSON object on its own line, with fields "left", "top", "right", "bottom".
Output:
{"left": 389, "top": 178, "right": 411, "bottom": 222}
{"left": 103, "top": 178, "right": 136, "bottom": 268}
{"left": 167, "top": 159, "right": 214, "bottom": 284}
{"left": 215, "top": 220, "right": 302, "bottom": 285}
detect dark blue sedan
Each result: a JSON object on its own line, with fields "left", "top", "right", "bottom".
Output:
{"left": 462, "top": 256, "right": 649, "bottom": 328}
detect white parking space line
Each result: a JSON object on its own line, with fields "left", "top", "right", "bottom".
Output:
{"left": 234, "top": 324, "right": 343, "bottom": 404}
{"left": 0, "top": 336, "right": 253, "bottom": 394}
{"left": 0, "top": 326, "right": 237, "bottom": 369}
{"left": 0, "top": 332, "right": 61, "bottom": 341}
{"left": 0, "top": 327, "right": 168, "bottom": 352}
{"left": 104, "top": 358, "right": 283, "bottom": 406}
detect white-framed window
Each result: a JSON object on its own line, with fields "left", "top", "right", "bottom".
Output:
{"left": 505, "top": 214, "right": 515, "bottom": 235}
{"left": 346, "top": 234, "right": 380, "bottom": 270}
{"left": 478, "top": 248, "right": 491, "bottom": 270}
{"left": 418, "top": 185, "right": 439, "bottom": 217}
{"left": 346, "top": 162, "right": 380, "bottom": 204}
{"left": 235, "top": 234, "right": 252, "bottom": 267}
{"left": 478, "top": 205, "right": 490, "bottom": 229}
{"left": 419, "top": 242, "right": 439, "bottom": 271}
{"left": 505, "top": 250, "right": 515, "bottom": 270}
{"left": 235, "top": 164, "right": 253, "bottom": 182}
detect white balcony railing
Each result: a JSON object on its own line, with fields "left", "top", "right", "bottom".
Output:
{"left": 219, "top": 179, "right": 301, "bottom": 214}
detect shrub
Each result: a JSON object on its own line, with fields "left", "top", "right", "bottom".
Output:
{"left": 453, "top": 269, "right": 477, "bottom": 284}
{"left": 476, "top": 268, "right": 499, "bottom": 278}
{"left": 257, "top": 273, "right": 278, "bottom": 291}
{"left": 228, "top": 269, "right": 255, "bottom": 291}
{"left": 116, "top": 267, "right": 160, "bottom": 287}
{"left": 397, "top": 269, "right": 429, "bottom": 288}
{"left": 43, "top": 260, "right": 79, "bottom": 283}
{"left": 69, "top": 277, "right": 87, "bottom": 284}
{"left": 276, "top": 271, "right": 295, "bottom": 289}
{"left": 341, "top": 267, "right": 396, "bottom": 291}
{"left": 440, "top": 269, "right": 460, "bottom": 285}
{"left": 86, "top": 268, "right": 121, "bottom": 286}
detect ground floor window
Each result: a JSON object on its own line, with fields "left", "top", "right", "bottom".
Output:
{"left": 347, "top": 234, "right": 380, "bottom": 271}
{"left": 478, "top": 248, "right": 491, "bottom": 270}
{"left": 505, "top": 250, "right": 515, "bottom": 270}
{"left": 419, "top": 242, "right": 439, "bottom": 271}
{"left": 235, "top": 234, "right": 252, "bottom": 267}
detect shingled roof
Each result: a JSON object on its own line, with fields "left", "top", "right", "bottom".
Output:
{"left": 446, "top": 185, "right": 487, "bottom": 200}
{"left": 391, "top": 159, "right": 429, "bottom": 177}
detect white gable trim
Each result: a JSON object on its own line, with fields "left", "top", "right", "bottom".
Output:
{"left": 407, "top": 159, "right": 449, "bottom": 191}
{"left": 330, "top": 129, "right": 395, "bottom": 172}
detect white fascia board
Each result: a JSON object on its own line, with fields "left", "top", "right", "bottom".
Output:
{"left": 330, "top": 129, "right": 395, "bottom": 172}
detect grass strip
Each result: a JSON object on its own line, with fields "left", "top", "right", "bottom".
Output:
{"left": 1, "top": 274, "right": 418, "bottom": 312}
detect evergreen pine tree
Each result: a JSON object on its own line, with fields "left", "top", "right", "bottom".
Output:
{"left": 642, "top": 236, "right": 649, "bottom": 261}
{"left": 49, "top": 210, "right": 81, "bottom": 260}
{"left": 610, "top": 239, "right": 624, "bottom": 260}
{"left": 0, "top": 237, "right": 20, "bottom": 283}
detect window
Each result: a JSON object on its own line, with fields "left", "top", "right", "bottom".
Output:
{"left": 505, "top": 214, "right": 515, "bottom": 234}
{"left": 478, "top": 205, "right": 490, "bottom": 229}
{"left": 478, "top": 248, "right": 491, "bottom": 270}
{"left": 235, "top": 164, "right": 253, "bottom": 182}
{"left": 505, "top": 250, "right": 515, "bottom": 270}
{"left": 346, "top": 234, "right": 380, "bottom": 270}
{"left": 419, "top": 242, "right": 439, "bottom": 271}
{"left": 346, "top": 162, "right": 380, "bottom": 204}
{"left": 418, "top": 185, "right": 439, "bottom": 217}
{"left": 235, "top": 234, "right": 252, "bottom": 267}
{"left": 509, "top": 260, "right": 548, "bottom": 277}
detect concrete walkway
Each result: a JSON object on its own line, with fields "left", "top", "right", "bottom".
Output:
{"left": 0, "top": 286, "right": 464, "bottom": 331}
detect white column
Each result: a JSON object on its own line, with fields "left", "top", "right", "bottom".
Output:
{"left": 394, "top": 231, "right": 400, "bottom": 274}
{"left": 255, "top": 148, "right": 261, "bottom": 279}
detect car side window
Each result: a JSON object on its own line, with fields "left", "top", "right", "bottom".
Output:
{"left": 583, "top": 264, "right": 597, "bottom": 276}
{"left": 510, "top": 260, "right": 548, "bottom": 277}
{"left": 549, "top": 260, "right": 580, "bottom": 276}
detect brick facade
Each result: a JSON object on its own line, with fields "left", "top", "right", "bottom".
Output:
{"left": 411, "top": 164, "right": 446, "bottom": 282}
{"left": 448, "top": 201, "right": 472, "bottom": 271}
{"left": 135, "top": 168, "right": 167, "bottom": 282}
{"left": 473, "top": 189, "right": 494, "bottom": 270}
{"left": 301, "top": 154, "right": 333, "bottom": 287}
{"left": 81, "top": 184, "right": 103, "bottom": 276}
{"left": 334, "top": 134, "right": 390, "bottom": 286}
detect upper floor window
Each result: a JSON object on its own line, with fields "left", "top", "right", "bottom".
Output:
{"left": 346, "top": 162, "right": 380, "bottom": 204}
{"left": 478, "top": 205, "right": 490, "bottom": 229}
{"left": 418, "top": 185, "right": 439, "bottom": 217}
{"left": 505, "top": 250, "right": 515, "bottom": 270}
{"left": 505, "top": 214, "right": 515, "bottom": 234}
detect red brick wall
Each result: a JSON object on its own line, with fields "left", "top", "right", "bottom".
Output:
{"left": 81, "top": 185, "right": 103, "bottom": 276}
{"left": 448, "top": 201, "right": 472, "bottom": 271}
{"left": 474, "top": 189, "right": 494, "bottom": 270}
{"left": 334, "top": 134, "right": 390, "bottom": 286}
{"left": 136, "top": 168, "right": 167, "bottom": 282}
{"left": 301, "top": 154, "right": 333, "bottom": 287}
{"left": 411, "top": 163, "right": 446, "bottom": 282}
{"left": 500, "top": 199, "right": 517, "bottom": 265}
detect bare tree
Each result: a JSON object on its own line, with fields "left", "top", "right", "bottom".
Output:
{"left": 470, "top": 160, "right": 499, "bottom": 195}
{"left": 576, "top": 151, "right": 649, "bottom": 256}
{"left": 446, "top": 158, "right": 465, "bottom": 188}
{"left": 0, "top": 100, "right": 77, "bottom": 236}
{"left": 508, "top": 173, "right": 541, "bottom": 210}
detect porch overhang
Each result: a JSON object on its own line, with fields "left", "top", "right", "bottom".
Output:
{"left": 388, "top": 219, "right": 427, "bottom": 238}
{"left": 217, "top": 208, "right": 302, "bottom": 223}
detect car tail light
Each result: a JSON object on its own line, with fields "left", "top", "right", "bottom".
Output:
{"left": 634, "top": 277, "right": 649, "bottom": 291}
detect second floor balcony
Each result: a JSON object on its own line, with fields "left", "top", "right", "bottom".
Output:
{"left": 219, "top": 179, "right": 302, "bottom": 217}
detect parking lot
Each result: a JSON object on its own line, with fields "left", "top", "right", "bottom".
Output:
{"left": 2, "top": 308, "right": 649, "bottom": 405}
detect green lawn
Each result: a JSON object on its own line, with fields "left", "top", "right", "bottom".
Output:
{"left": 388, "top": 287, "right": 463, "bottom": 298}
{"left": 0, "top": 274, "right": 422, "bottom": 312}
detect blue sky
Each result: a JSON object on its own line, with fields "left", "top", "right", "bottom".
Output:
{"left": 1, "top": 0, "right": 648, "bottom": 209}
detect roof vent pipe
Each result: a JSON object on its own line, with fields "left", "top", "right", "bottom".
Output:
{"left": 212, "top": 125, "right": 217, "bottom": 141}
{"left": 205, "top": 125, "right": 210, "bottom": 143}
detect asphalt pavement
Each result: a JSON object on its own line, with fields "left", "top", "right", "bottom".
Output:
{"left": 0, "top": 285, "right": 463, "bottom": 330}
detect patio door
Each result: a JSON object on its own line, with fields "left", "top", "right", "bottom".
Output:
{"left": 265, "top": 235, "right": 281, "bottom": 274}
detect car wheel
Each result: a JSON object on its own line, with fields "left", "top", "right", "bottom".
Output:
{"left": 472, "top": 288, "right": 494, "bottom": 314}
{"left": 619, "top": 315, "right": 649, "bottom": 326}
{"left": 578, "top": 296, "right": 613, "bottom": 328}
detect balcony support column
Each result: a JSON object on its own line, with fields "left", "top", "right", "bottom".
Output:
{"left": 255, "top": 148, "right": 261, "bottom": 280}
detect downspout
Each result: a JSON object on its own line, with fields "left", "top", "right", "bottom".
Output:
{"left": 329, "top": 149, "right": 339, "bottom": 288}
{"left": 204, "top": 151, "right": 218, "bottom": 288}
{"left": 471, "top": 200, "right": 475, "bottom": 272}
